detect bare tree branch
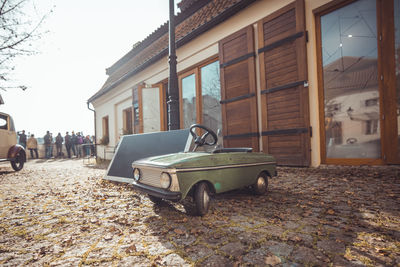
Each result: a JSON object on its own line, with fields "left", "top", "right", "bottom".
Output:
{"left": 0, "top": 0, "right": 50, "bottom": 94}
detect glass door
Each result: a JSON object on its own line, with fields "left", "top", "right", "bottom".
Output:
{"left": 320, "top": 0, "right": 381, "bottom": 160}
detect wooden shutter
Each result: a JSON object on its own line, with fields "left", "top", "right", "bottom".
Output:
{"left": 258, "top": 0, "right": 310, "bottom": 166}
{"left": 219, "top": 26, "right": 259, "bottom": 150}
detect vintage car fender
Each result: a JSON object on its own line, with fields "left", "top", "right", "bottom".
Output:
{"left": 7, "top": 144, "right": 26, "bottom": 161}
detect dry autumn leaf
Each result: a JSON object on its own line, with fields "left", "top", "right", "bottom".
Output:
{"left": 125, "top": 244, "right": 137, "bottom": 253}
{"left": 327, "top": 209, "right": 335, "bottom": 215}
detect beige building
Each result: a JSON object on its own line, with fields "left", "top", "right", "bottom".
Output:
{"left": 88, "top": 0, "right": 400, "bottom": 166}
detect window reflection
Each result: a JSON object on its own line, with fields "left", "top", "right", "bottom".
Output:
{"left": 322, "top": 0, "right": 381, "bottom": 158}
{"left": 201, "top": 61, "right": 222, "bottom": 132}
{"left": 182, "top": 74, "right": 197, "bottom": 129}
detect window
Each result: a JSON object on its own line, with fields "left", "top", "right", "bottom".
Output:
{"left": 138, "top": 84, "right": 166, "bottom": 133}
{"left": 201, "top": 61, "right": 222, "bottom": 132}
{"left": 179, "top": 59, "right": 222, "bottom": 131}
{"left": 365, "top": 98, "right": 378, "bottom": 107}
{"left": 181, "top": 73, "right": 197, "bottom": 128}
{"left": 102, "top": 116, "right": 109, "bottom": 144}
{"left": 0, "top": 114, "right": 7, "bottom": 130}
{"left": 133, "top": 87, "right": 140, "bottom": 134}
{"left": 123, "top": 108, "right": 133, "bottom": 135}
{"left": 364, "top": 120, "right": 379, "bottom": 135}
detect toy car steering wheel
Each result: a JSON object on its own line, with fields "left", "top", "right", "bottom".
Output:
{"left": 189, "top": 124, "right": 218, "bottom": 151}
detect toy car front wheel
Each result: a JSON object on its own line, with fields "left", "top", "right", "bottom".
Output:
{"left": 253, "top": 173, "right": 268, "bottom": 195}
{"left": 194, "top": 182, "right": 210, "bottom": 216}
{"left": 11, "top": 151, "right": 24, "bottom": 171}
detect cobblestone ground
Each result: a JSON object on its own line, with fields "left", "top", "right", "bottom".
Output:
{"left": 0, "top": 159, "right": 399, "bottom": 266}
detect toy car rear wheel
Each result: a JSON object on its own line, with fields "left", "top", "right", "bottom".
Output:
{"left": 11, "top": 151, "right": 24, "bottom": 171}
{"left": 194, "top": 182, "right": 210, "bottom": 216}
{"left": 148, "top": 194, "right": 163, "bottom": 204}
{"left": 253, "top": 173, "right": 268, "bottom": 195}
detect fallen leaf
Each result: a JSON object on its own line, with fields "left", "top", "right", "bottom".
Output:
{"left": 327, "top": 209, "right": 335, "bottom": 215}
{"left": 125, "top": 244, "right": 136, "bottom": 253}
{"left": 265, "top": 255, "right": 281, "bottom": 265}
{"left": 174, "top": 229, "right": 185, "bottom": 235}
{"left": 293, "top": 236, "right": 302, "bottom": 242}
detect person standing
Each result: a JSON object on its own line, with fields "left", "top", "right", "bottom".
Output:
{"left": 18, "top": 130, "right": 27, "bottom": 149}
{"left": 90, "top": 135, "right": 95, "bottom": 156}
{"left": 55, "top": 133, "right": 63, "bottom": 158}
{"left": 64, "top": 132, "right": 72, "bottom": 158}
{"left": 44, "top": 131, "right": 51, "bottom": 159}
{"left": 27, "top": 134, "right": 39, "bottom": 159}
{"left": 71, "top": 131, "right": 77, "bottom": 157}
{"left": 83, "top": 135, "right": 92, "bottom": 157}
{"left": 49, "top": 133, "right": 54, "bottom": 158}
{"left": 76, "top": 132, "right": 83, "bottom": 158}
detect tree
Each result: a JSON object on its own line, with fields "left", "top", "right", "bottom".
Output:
{"left": 0, "top": 0, "right": 49, "bottom": 93}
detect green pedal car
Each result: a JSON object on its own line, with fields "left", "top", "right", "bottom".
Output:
{"left": 131, "top": 124, "right": 277, "bottom": 216}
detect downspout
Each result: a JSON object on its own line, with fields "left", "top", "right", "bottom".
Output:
{"left": 87, "top": 101, "right": 97, "bottom": 157}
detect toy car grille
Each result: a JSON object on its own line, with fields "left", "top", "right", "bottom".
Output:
{"left": 139, "top": 168, "right": 162, "bottom": 188}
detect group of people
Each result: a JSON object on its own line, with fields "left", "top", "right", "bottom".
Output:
{"left": 18, "top": 130, "right": 95, "bottom": 159}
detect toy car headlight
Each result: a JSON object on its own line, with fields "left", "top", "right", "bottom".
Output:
{"left": 160, "top": 172, "right": 171, "bottom": 189}
{"left": 133, "top": 168, "right": 141, "bottom": 181}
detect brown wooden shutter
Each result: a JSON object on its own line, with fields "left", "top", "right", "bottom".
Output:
{"left": 258, "top": 0, "right": 310, "bottom": 166}
{"left": 219, "top": 26, "right": 259, "bottom": 151}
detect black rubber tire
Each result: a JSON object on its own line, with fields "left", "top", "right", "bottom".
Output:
{"left": 194, "top": 182, "right": 211, "bottom": 216}
{"left": 11, "top": 152, "right": 24, "bottom": 171}
{"left": 253, "top": 172, "right": 268, "bottom": 195}
{"left": 148, "top": 194, "right": 163, "bottom": 204}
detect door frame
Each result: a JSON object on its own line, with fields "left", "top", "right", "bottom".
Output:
{"left": 314, "top": 0, "right": 399, "bottom": 165}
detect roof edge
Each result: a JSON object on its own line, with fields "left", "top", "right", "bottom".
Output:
{"left": 106, "top": 0, "right": 213, "bottom": 76}
{"left": 89, "top": 0, "right": 257, "bottom": 103}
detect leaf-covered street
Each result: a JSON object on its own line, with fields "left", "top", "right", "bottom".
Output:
{"left": 0, "top": 160, "right": 399, "bottom": 266}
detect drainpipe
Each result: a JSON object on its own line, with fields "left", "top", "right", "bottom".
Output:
{"left": 167, "top": 0, "right": 180, "bottom": 130}
{"left": 87, "top": 101, "right": 97, "bottom": 157}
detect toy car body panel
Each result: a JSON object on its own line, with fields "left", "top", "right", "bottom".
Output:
{"left": 133, "top": 152, "right": 276, "bottom": 199}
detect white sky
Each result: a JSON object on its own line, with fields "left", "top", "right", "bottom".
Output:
{"left": 0, "top": 0, "right": 178, "bottom": 137}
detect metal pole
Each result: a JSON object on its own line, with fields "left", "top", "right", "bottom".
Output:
{"left": 167, "top": 0, "right": 180, "bottom": 130}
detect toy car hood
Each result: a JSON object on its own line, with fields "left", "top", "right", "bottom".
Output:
{"left": 132, "top": 151, "right": 276, "bottom": 170}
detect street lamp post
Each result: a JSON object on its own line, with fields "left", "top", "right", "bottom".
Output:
{"left": 167, "top": 0, "right": 180, "bottom": 130}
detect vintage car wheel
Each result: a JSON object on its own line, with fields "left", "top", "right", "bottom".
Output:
{"left": 194, "top": 182, "right": 210, "bottom": 216}
{"left": 11, "top": 151, "right": 24, "bottom": 171}
{"left": 148, "top": 194, "right": 163, "bottom": 204}
{"left": 253, "top": 173, "right": 268, "bottom": 195}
